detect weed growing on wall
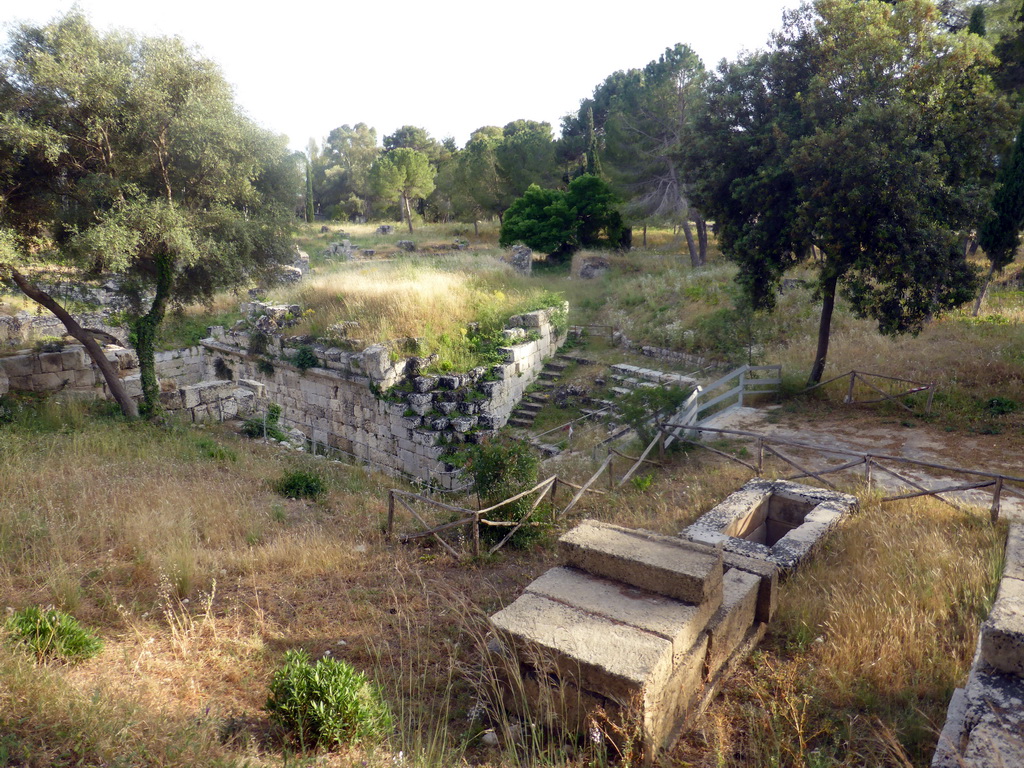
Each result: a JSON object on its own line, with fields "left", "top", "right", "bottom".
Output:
{"left": 5, "top": 606, "right": 103, "bottom": 663}
{"left": 241, "top": 402, "right": 287, "bottom": 441}
{"left": 266, "top": 648, "right": 393, "bottom": 749}
{"left": 293, "top": 346, "right": 319, "bottom": 372}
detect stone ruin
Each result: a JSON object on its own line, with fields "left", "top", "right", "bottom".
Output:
{"left": 571, "top": 252, "right": 610, "bottom": 280}
{"left": 489, "top": 480, "right": 859, "bottom": 761}
{"left": 934, "top": 521, "right": 1024, "bottom": 767}
{"left": 503, "top": 244, "right": 533, "bottom": 276}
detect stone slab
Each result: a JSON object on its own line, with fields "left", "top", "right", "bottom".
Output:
{"left": 931, "top": 688, "right": 968, "bottom": 768}
{"left": 559, "top": 520, "right": 723, "bottom": 607}
{"left": 980, "top": 576, "right": 1024, "bottom": 677}
{"left": 490, "top": 591, "right": 674, "bottom": 705}
{"left": 1005, "top": 524, "right": 1024, "bottom": 583}
{"left": 705, "top": 569, "right": 761, "bottom": 680}
{"left": 722, "top": 549, "right": 780, "bottom": 623}
{"left": 526, "top": 566, "right": 714, "bottom": 658}
{"left": 645, "top": 633, "right": 709, "bottom": 756}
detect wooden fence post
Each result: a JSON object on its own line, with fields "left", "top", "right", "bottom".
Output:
{"left": 865, "top": 459, "right": 872, "bottom": 493}
{"left": 846, "top": 372, "right": 857, "bottom": 404}
{"left": 757, "top": 438, "right": 764, "bottom": 474}
{"left": 473, "top": 511, "right": 480, "bottom": 557}
{"left": 991, "top": 476, "right": 1004, "bottom": 524}
{"left": 608, "top": 456, "right": 614, "bottom": 490}
{"left": 386, "top": 491, "right": 395, "bottom": 541}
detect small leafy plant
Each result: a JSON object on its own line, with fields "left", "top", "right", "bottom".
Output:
{"left": 242, "top": 403, "right": 287, "bottom": 441}
{"left": 266, "top": 648, "right": 393, "bottom": 749}
{"left": 5, "top": 606, "right": 103, "bottom": 663}
{"left": 275, "top": 469, "right": 326, "bottom": 500}
{"left": 293, "top": 346, "right": 319, "bottom": 372}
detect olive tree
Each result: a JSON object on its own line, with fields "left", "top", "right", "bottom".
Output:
{"left": 0, "top": 11, "right": 297, "bottom": 417}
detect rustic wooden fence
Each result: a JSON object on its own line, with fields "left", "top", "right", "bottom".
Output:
{"left": 802, "top": 370, "right": 936, "bottom": 413}
{"left": 659, "top": 423, "right": 1024, "bottom": 523}
{"left": 386, "top": 474, "right": 606, "bottom": 558}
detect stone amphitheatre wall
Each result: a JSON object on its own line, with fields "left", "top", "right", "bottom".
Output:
{"left": 196, "top": 306, "right": 565, "bottom": 486}
{"left": 1, "top": 306, "right": 566, "bottom": 487}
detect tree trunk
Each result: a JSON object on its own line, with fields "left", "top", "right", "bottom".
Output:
{"left": 807, "top": 272, "right": 839, "bottom": 386}
{"left": 695, "top": 214, "right": 708, "bottom": 266}
{"left": 473, "top": 220, "right": 479, "bottom": 237}
{"left": 402, "top": 193, "right": 414, "bottom": 233}
{"left": 681, "top": 220, "right": 699, "bottom": 267}
{"left": 642, "top": 224, "right": 647, "bottom": 248}
{"left": 972, "top": 263, "right": 997, "bottom": 317}
{"left": 8, "top": 268, "right": 139, "bottom": 419}
{"left": 131, "top": 251, "right": 173, "bottom": 418}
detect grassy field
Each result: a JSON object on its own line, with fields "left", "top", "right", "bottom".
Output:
{"left": 0, "top": 387, "right": 1008, "bottom": 767}
{"left": 1, "top": 223, "right": 1021, "bottom": 766}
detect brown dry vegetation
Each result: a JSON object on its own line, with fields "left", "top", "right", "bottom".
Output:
{"left": 0, "top": 392, "right": 1007, "bottom": 767}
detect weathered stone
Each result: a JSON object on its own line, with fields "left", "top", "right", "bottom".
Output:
{"left": 981, "top": 577, "right": 1024, "bottom": 677}
{"left": 705, "top": 569, "right": 761, "bottom": 679}
{"left": 1006, "top": 523, "right": 1024, "bottom": 583}
{"left": 504, "top": 244, "right": 533, "bottom": 275}
{"left": 396, "top": 240, "right": 416, "bottom": 251}
{"left": 572, "top": 253, "right": 610, "bottom": 280}
{"left": 429, "top": 417, "right": 450, "bottom": 431}
{"left": 359, "top": 344, "right": 390, "bottom": 381}
{"left": 559, "top": 520, "right": 723, "bottom": 607}
{"left": 413, "top": 376, "right": 438, "bottom": 393}
{"left": 437, "top": 374, "right": 461, "bottom": 390}
{"left": 527, "top": 567, "right": 714, "bottom": 659}
{"left": 0, "top": 365, "right": 8, "bottom": 397}
{"left": 375, "top": 224, "right": 394, "bottom": 235}
{"left": 477, "top": 414, "right": 496, "bottom": 430}
{"left": 451, "top": 416, "right": 477, "bottom": 433}
{"left": 437, "top": 401, "right": 457, "bottom": 416}
{"left": 39, "top": 352, "right": 63, "bottom": 373}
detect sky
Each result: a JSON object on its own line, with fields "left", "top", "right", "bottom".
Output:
{"left": 0, "top": 0, "right": 804, "bottom": 152}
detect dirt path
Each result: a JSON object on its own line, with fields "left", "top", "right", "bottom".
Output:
{"left": 701, "top": 405, "right": 1024, "bottom": 520}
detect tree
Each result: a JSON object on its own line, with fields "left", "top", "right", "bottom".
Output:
{"left": 370, "top": 148, "right": 436, "bottom": 233}
{"left": 0, "top": 11, "right": 297, "bottom": 417}
{"left": 383, "top": 125, "right": 442, "bottom": 165}
{"left": 499, "top": 175, "right": 623, "bottom": 260}
{"left": 690, "top": 0, "right": 1011, "bottom": 385}
{"left": 321, "top": 123, "right": 379, "bottom": 220}
{"left": 305, "top": 161, "right": 315, "bottom": 222}
{"left": 993, "top": 0, "right": 1024, "bottom": 95}
{"left": 603, "top": 44, "right": 708, "bottom": 264}
{"left": 976, "top": 111, "right": 1024, "bottom": 312}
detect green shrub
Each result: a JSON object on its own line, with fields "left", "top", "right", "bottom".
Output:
{"left": 986, "top": 396, "right": 1019, "bottom": 415}
{"left": 266, "top": 648, "right": 392, "bottom": 749}
{"left": 242, "top": 403, "right": 286, "bottom": 441}
{"left": 616, "top": 384, "right": 693, "bottom": 446}
{"left": 248, "top": 330, "right": 271, "bottom": 355}
{"left": 293, "top": 346, "right": 319, "bottom": 372}
{"left": 5, "top": 606, "right": 103, "bottom": 663}
{"left": 193, "top": 436, "right": 237, "bottom": 462}
{"left": 275, "top": 469, "right": 326, "bottom": 500}
{"left": 455, "top": 435, "right": 547, "bottom": 548}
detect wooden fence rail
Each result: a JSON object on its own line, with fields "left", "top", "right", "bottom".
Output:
{"left": 802, "top": 370, "right": 936, "bottom": 413}
{"left": 659, "top": 422, "right": 1024, "bottom": 523}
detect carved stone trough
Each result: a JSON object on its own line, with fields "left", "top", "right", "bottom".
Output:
{"left": 680, "top": 478, "right": 859, "bottom": 571}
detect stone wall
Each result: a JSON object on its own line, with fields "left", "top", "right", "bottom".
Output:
{"left": 200, "top": 307, "right": 566, "bottom": 486}
{"left": 154, "top": 346, "right": 206, "bottom": 387}
{"left": 0, "top": 344, "right": 140, "bottom": 399}
{"left": 0, "top": 311, "right": 128, "bottom": 349}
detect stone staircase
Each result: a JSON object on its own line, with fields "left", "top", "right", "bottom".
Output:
{"left": 506, "top": 358, "right": 573, "bottom": 429}
{"left": 490, "top": 519, "right": 773, "bottom": 760}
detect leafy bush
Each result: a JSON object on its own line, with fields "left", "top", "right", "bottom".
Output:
{"left": 275, "top": 469, "right": 326, "bottom": 500}
{"left": 456, "top": 435, "right": 547, "bottom": 548}
{"left": 193, "top": 436, "right": 237, "bottom": 462}
{"left": 293, "top": 345, "right": 319, "bottom": 372}
{"left": 986, "top": 396, "right": 1019, "bottom": 415}
{"left": 242, "top": 402, "right": 287, "bottom": 441}
{"left": 499, "top": 174, "right": 624, "bottom": 262}
{"left": 5, "top": 606, "right": 103, "bottom": 663}
{"left": 248, "top": 330, "right": 271, "bottom": 355}
{"left": 266, "top": 648, "right": 392, "bottom": 749}
{"left": 616, "top": 384, "right": 693, "bottom": 445}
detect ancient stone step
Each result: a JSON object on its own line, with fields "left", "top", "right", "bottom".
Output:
{"left": 526, "top": 393, "right": 550, "bottom": 404}
{"left": 539, "top": 371, "right": 559, "bottom": 382}
{"left": 508, "top": 417, "right": 533, "bottom": 428}
{"left": 559, "top": 520, "right": 724, "bottom": 608}
{"left": 558, "top": 353, "right": 595, "bottom": 365}
{"left": 527, "top": 567, "right": 716, "bottom": 659}
{"left": 544, "top": 361, "right": 569, "bottom": 372}
{"left": 610, "top": 386, "right": 632, "bottom": 397}
{"left": 519, "top": 402, "right": 543, "bottom": 414}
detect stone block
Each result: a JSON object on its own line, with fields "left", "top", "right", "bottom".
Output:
{"left": 74, "top": 368, "right": 98, "bottom": 388}
{"left": 60, "top": 347, "right": 87, "bottom": 370}
{"left": 705, "top": 569, "right": 761, "bottom": 680}
{"left": 38, "top": 352, "right": 63, "bottom": 374}
{"left": 980, "top": 577, "right": 1024, "bottom": 677}
{"left": 526, "top": 567, "right": 714, "bottom": 659}
{"left": 236, "top": 378, "right": 266, "bottom": 398}
{"left": 722, "top": 550, "right": 779, "bottom": 623}
{"left": 559, "top": 520, "right": 723, "bottom": 608}
{"left": 490, "top": 592, "right": 675, "bottom": 705}
{"left": 931, "top": 688, "right": 968, "bottom": 768}
{"left": 451, "top": 416, "right": 477, "bottom": 433}
{"left": 1005, "top": 524, "right": 1024, "bottom": 583}
{"left": 159, "top": 390, "right": 183, "bottom": 410}
{"left": 413, "top": 376, "right": 438, "bottom": 393}
{"left": 1, "top": 354, "right": 37, "bottom": 378}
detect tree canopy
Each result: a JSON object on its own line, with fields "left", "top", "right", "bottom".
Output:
{"left": 0, "top": 10, "right": 298, "bottom": 417}
{"left": 370, "top": 148, "right": 436, "bottom": 233}
{"left": 689, "top": 0, "right": 1012, "bottom": 384}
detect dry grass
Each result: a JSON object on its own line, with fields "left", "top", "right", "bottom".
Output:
{"left": 675, "top": 490, "right": 1005, "bottom": 767}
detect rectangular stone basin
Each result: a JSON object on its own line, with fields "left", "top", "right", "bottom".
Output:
{"left": 681, "top": 478, "right": 858, "bottom": 570}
